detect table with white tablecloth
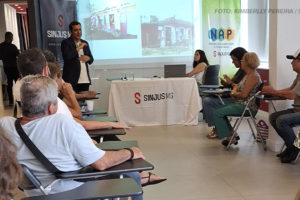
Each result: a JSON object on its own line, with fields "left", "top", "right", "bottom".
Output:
{"left": 108, "top": 77, "right": 201, "bottom": 126}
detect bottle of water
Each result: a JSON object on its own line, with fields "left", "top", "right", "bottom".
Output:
{"left": 122, "top": 72, "right": 127, "bottom": 81}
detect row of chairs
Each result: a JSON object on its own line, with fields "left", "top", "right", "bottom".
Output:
{"left": 19, "top": 95, "right": 154, "bottom": 199}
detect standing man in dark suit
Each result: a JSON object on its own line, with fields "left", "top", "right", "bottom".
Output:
{"left": 0, "top": 32, "right": 20, "bottom": 106}
{"left": 61, "top": 21, "right": 94, "bottom": 92}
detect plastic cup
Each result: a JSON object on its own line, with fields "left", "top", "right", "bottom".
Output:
{"left": 86, "top": 100, "right": 94, "bottom": 111}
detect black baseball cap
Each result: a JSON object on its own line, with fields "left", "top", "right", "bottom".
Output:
{"left": 286, "top": 49, "right": 300, "bottom": 59}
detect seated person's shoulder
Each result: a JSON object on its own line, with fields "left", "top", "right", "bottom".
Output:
{"left": 0, "top": 116, "right": 16, "bottom": 126}
{"left": 49, "top": 114, "right": 84, "bottom": 130}
{"left": 0, "top": 117, "right": 17, "bottom": 134}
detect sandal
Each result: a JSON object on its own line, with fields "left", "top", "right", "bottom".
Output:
{"left": 206, "top": 128, "right": 218, "bottom": 139}
{"left": 141, "top": 172, "right": 167, "bottom": 187}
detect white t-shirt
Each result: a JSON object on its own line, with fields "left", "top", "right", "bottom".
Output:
{"left": 76, "top": 41, "right": 89, "bottom": 84}
{"left": 194, "top": 70, "right": 205, "bottom": 84}
{"left": 13, "top": 79, "right": 73, "bottom": 117}
{"left": 57, "top": 97, "right": 73, "bottom": 117}
{"left": 0, "top": 114, "right": 105, "bottom": 195}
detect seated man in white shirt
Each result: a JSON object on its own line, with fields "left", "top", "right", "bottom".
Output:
{"left": 0, "top": 75, "right": 144, "bottom": 199}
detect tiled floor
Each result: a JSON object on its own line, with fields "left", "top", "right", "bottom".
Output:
{"left": 121, "top": 124, "right": 300, "bottom": 200}
{"left": 2, "top": 105, "right": 299, "bottom": 200}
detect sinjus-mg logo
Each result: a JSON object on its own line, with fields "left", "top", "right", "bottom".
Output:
{"left": 208, "top": 27, "right": 235, "bottom": 42}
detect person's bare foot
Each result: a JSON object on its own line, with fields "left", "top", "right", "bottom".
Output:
{"left": 140, "top": 171, "right": 166, "bottom": 187}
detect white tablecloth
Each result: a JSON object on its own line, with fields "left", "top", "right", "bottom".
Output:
{"left": 108, "top": 77, "right": 201, "bottom": 126}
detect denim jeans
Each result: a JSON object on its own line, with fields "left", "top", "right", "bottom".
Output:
{"left": 202, "top": 96, "right": 234, "bottom": 127}
{"left": 269, "top": 109, "right": 300, "bottom": 148}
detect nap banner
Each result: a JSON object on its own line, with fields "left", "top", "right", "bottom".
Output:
{"left": 39, "top": 0, "right": 76, "bottom": 65}
{"left": 202, "top": 0, "right": 241, "bottom": 77}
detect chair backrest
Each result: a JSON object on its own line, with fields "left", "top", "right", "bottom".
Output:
{"left": 20, "top": 164, "right": 47, "bottom": 195}
{"left": 255, "top": 82, "right": 264, "bottom": 108}
{"left": 13, "top": 101, "right": 22, "bottom": 118}
{"left": 202, "top": 65, "right": 220, "bottom": 85}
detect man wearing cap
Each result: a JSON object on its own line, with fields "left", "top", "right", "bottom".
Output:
{"left": 262, "top": 49, "right": 300, "bottom": 163}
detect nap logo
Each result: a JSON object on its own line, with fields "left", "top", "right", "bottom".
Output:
{"left": 208, "top": 27, "right": 234, "bottom": 42}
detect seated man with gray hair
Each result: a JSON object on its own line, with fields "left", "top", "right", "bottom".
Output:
{"left": 0, "top": 75, "right": 144, "bottom": 199}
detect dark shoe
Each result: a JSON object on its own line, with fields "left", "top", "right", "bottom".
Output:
{"left": 221, "top": 136, "right": 240, "bottom": 146}
{"left": 141, "top": 172, "right": 167, "bottom": 187}
{"left": 280, "top": 146, "right": 300, "bottom": 163}
{"left": 276, "top": 147, "right": 292, "bottom": 158}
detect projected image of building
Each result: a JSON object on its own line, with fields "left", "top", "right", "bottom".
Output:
{"left": 84, "top": 2, "right": 138, "bottom": 40}
{"left": 141, "top": 16, "right": 193, "bottom": 56}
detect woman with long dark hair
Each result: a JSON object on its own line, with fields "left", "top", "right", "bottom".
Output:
{"left": 187, "top": 49, "right": 209, "bottom": 85}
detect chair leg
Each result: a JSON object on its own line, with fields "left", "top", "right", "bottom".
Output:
{"left": 280, "top": 144, "right": 286, "bottom": 153}
{"left": 227, "top": 117, "right": 244, "bottom": 150}
{"left": 247, "top": 118, "right": 256, "bottom": 140}
{"left": 292, "top": 151, "right": 300, "bottom": 164}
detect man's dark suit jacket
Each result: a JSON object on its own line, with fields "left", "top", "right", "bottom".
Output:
{"left": 61, "top": 37, "right": 94, "bottom": 87}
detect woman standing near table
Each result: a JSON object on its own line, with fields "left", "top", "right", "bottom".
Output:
{"left": 212, "top": 52, "right": 262, "bottom": 146}
{"left": 187, "top": 49, "right": 209, "bottom": 86}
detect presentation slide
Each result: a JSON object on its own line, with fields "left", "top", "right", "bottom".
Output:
{"left": 77, "top": 0, "right": 195, "bottom": 62}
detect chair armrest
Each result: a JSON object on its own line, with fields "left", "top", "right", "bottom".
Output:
{"left": 82, "top": 109, "right": 107, "bottom": 115}
{"left": 21, "top": 178, "right": 143, "bottom": 200}
{"left": 96, "top": 141, "right": 138, "bottom": 151}
{"left": 56, "top": 159, "right": 154, "bottom": 180}
{"left": 87, "top": 128, "right": 126, "bottom": 137}
{"left": 83, "top": 116, "right": 118, "bottom": 122}
{"left": 21, "top": 164, "right": 42, "bottom": 190}
{"left": 262, "top": 95, "right": 286, "bottom": 101}
{"left": 77, "top": 91, "right": 101, "bottom": 95}
{"left": 77, "top": 97, "right": 99, "bottom": 101}
{"left": 199, "top": 84, "right": 220, "bottom": 89}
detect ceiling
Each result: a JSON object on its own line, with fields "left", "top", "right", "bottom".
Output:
{"left": 9, "top": 3, "right": 27, "bottom": 13}
{"left": 0, "top": 0, "right": 27, "bottom": 13}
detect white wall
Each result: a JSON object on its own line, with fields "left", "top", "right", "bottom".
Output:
{"left": 4, "top": 4, "right": 20, "bottom": 49}
{"left": 268, "top": 0, "right": 300, "bottom": 151}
